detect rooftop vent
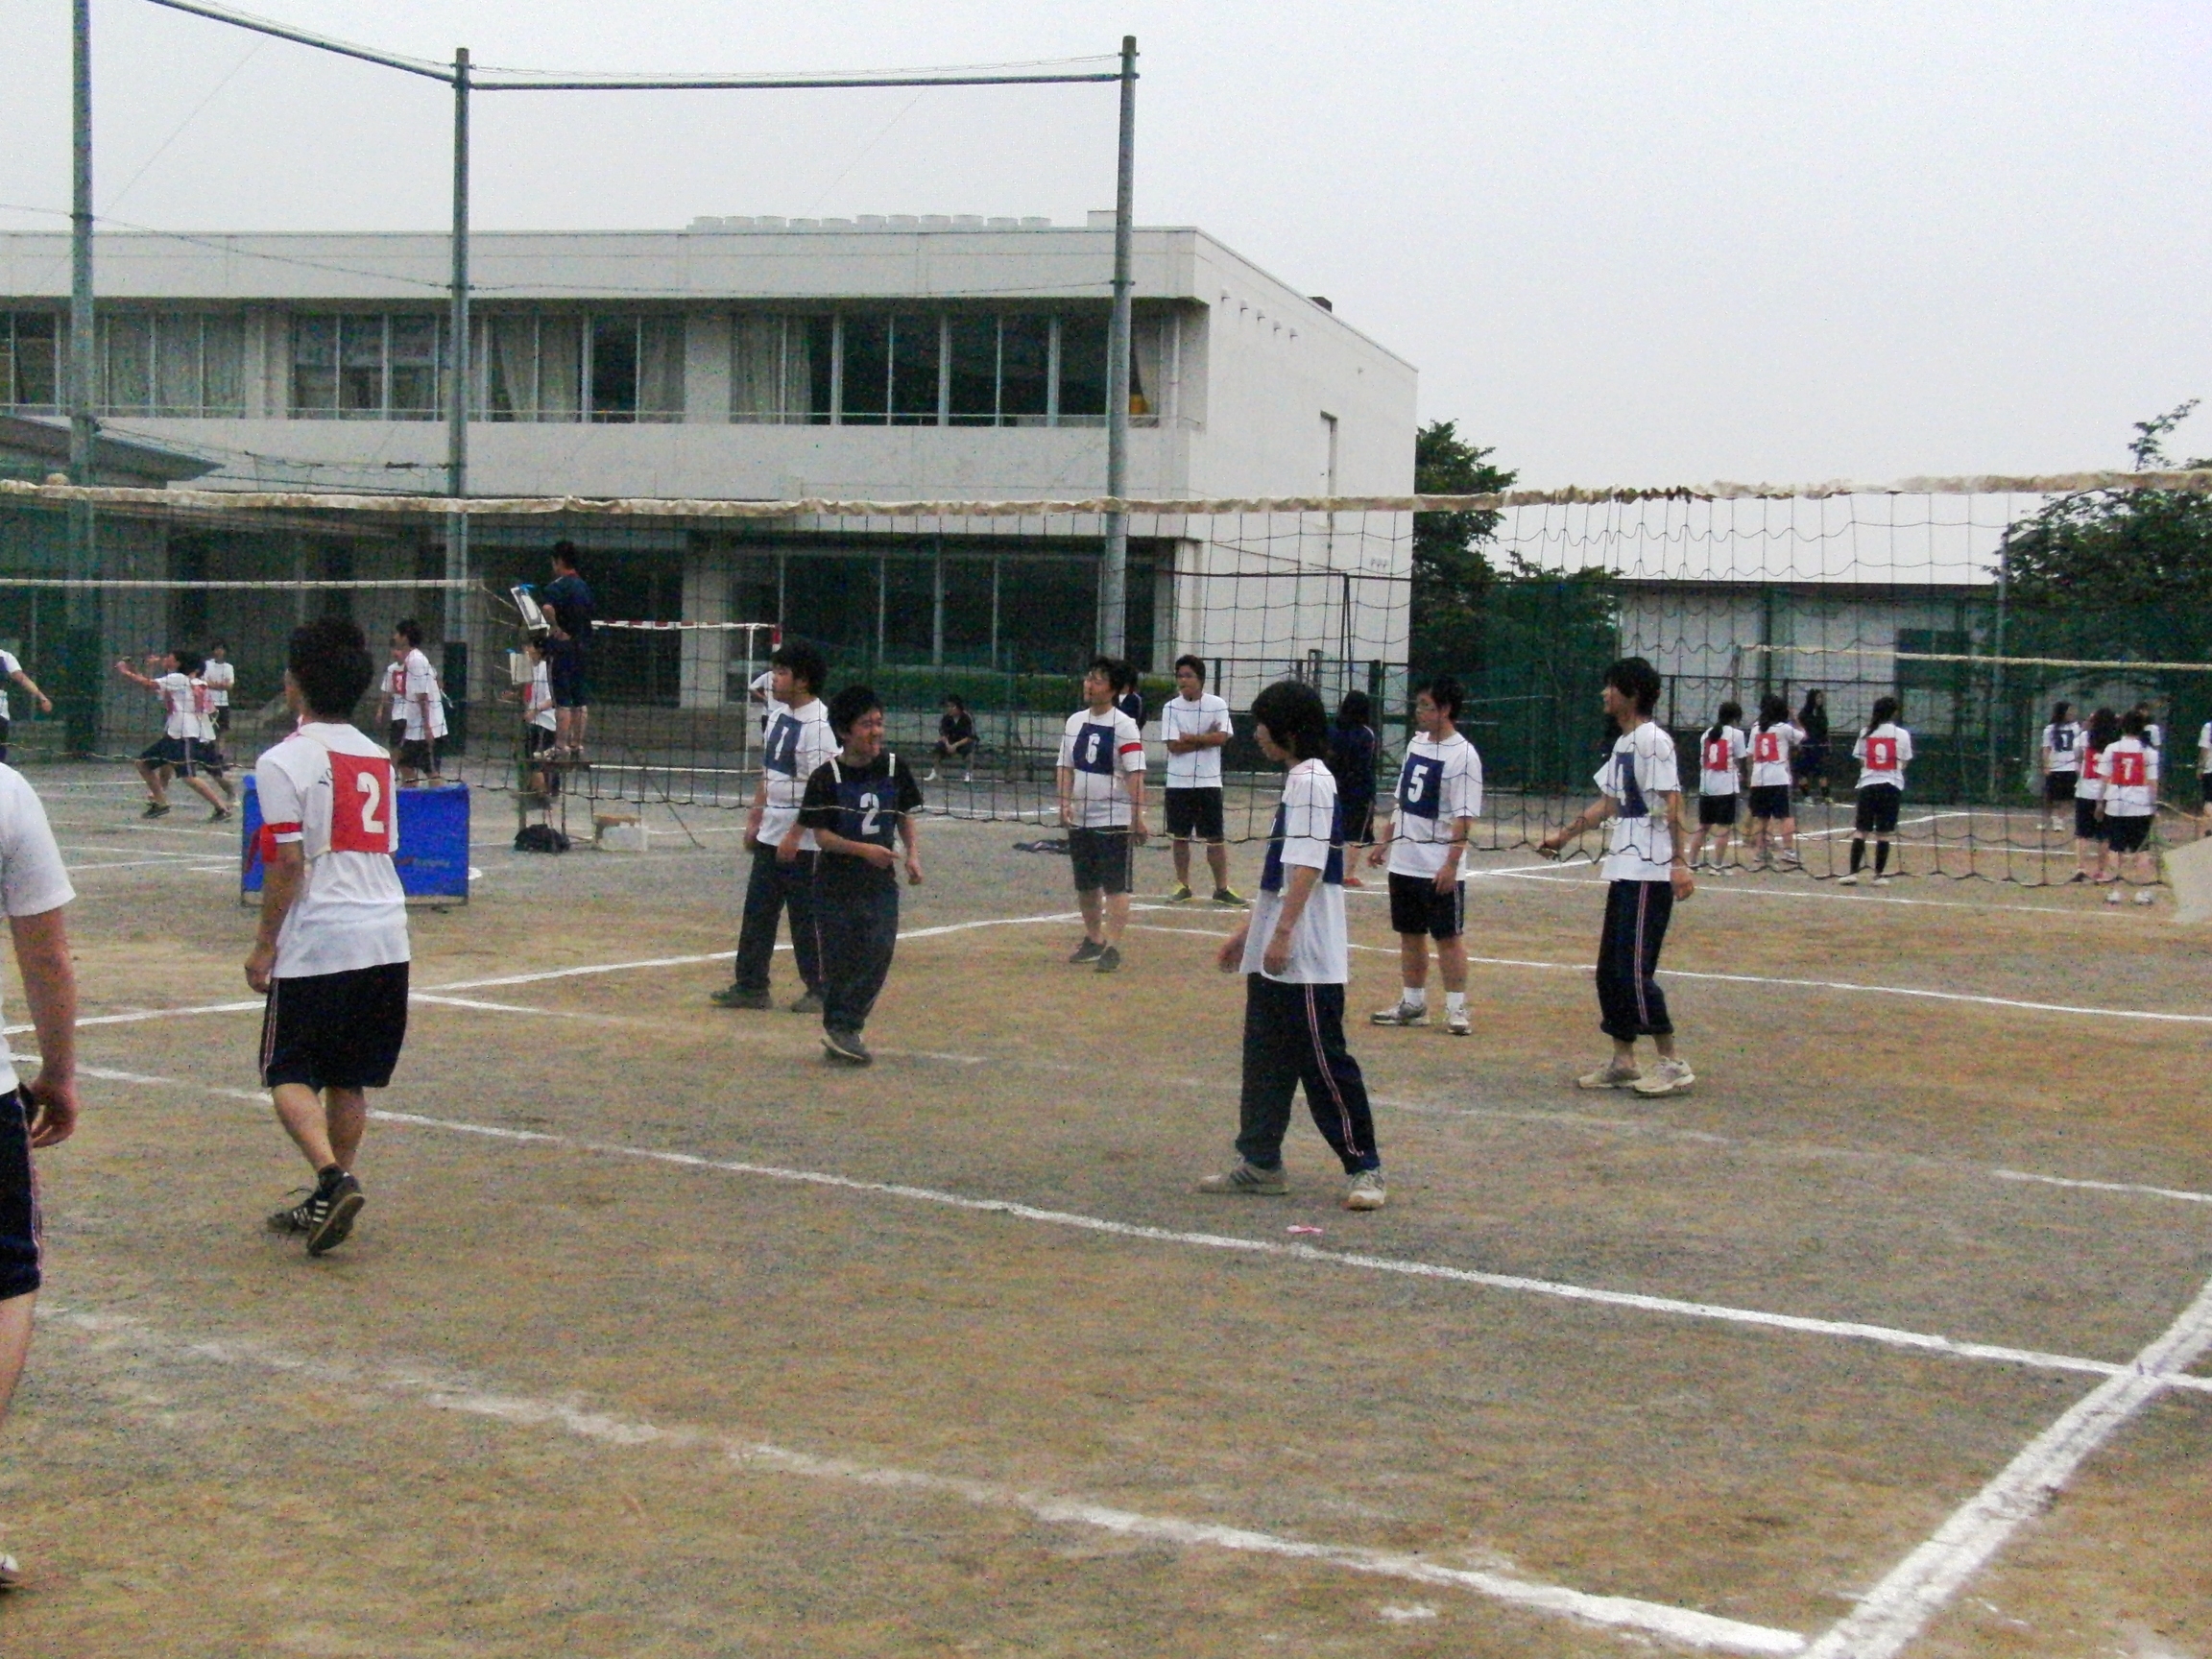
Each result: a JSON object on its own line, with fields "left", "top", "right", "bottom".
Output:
{"left": 1309, "top": 295, "right": 1333, "bottom": 312}
{"left": 1087, "top": 208, "right": 1117, "bottom": 228}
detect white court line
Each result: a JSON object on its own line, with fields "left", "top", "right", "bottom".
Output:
{"left": 1803, "top": 1271, "right": 2212, "bottom": 1659}
{"left": 1486, "top": 865, "right": 2116, "bottom": 917}
{"left": 37, "top": 1306, "right": 1803, "bottom": 1656}
{"left": 1990, "top": 1168, "right": 2212, "bottom": 1207}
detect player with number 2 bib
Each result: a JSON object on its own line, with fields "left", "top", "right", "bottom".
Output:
{"left": 246, "top": 616, "right": 410, "bottom": 1258}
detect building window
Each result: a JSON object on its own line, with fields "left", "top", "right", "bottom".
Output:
{"left": 292, "top": 314, "right": 445, "bottom": 421}
{"left": 472, "top": 313, "right": 684, "bottom": 423}
{"left": 2, "top": 313, "right": 61, "bottom": 413}
{"left": 730, "top": 316, "right": 830, "bottom": 423}
{"left": 80, "top": 313, "right": 246, "bottom": 418}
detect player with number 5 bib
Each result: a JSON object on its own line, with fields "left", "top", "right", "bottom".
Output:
{"left": 246, "top": 616, "right": 410, "bottom": 1259}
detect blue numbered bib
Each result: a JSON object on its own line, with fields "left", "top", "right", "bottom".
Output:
{"left": 1613, "top": 750, "right": 1648, "bottom": 818}
{"left": 764, "top": 712, "right": 801, "bottom": 778}
{"left": 2053, "top": 727, "right": 2076, "bottom": 755}
{"left": 1398, "top": 753, "right": 1444, "bottom": 820}
{"left": 1072, "top": 720, "right": 1118, "bottom": 777}
{"left": 830, "top": 759, "right": 900, "bottom": 849}
{"left": 1260, "top": 800, "right": 1345, "bottom": 892}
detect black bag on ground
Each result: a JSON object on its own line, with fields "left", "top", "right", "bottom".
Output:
{"left": 514, "top": 824, "right": 570, "bottom": 854}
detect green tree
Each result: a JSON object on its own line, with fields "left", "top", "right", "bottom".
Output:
{"left": 1410, "top": 420, "right": 1516, "bottom": 676}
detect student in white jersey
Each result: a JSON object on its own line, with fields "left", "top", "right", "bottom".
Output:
{"left": 517, "top": 635, "right": 560, "bottom": 799}
{"left": 2198, "top": 717, "right": 2212, "bottom": 829}
{"left": 1161, "top": 655, "right": 1244, "bottom": 905}
{"left": 1743, "top": 694, "right": 1802, "bottom": 869}
{"left": 389, "top": 619, "right": 447, "bottom": 785}
{"left": 248, "top": 616, "right": 409, "bottom": 1259}
{"left": 2073, "top": 706, "right": 2119, "bottom": 884}
{"left": 715, "top": 640, "right": 837, "bottom": 1012}
{"left": 1685, "top": 699, "right": 1748, "bottom": 874}
{"left": 1202, "top": 680, "right": 1384, "bottom": 1211}
{"left": 1368, "top": 675, "right": 1482, "bottom": 1037}
{"left": 202, "top": 638, "right": 236, "bottom": 745}
{"left": 116, "top": 648, "right": 229, "bottom": 821}
{"left": 1540, "top": 658, "right": 1697, "bottom": 1097}
{"left": 2099, "top": 708, "right": 2161, "bottom": 904}
{"left": 0, "top": 748, "right": 80, "bottom": 1594}
{"left": 2039, "top": 701, "right": 2082, "bottom": 832}
{"left": 0, "top": 649, "right": 53, "bottom": 766}
{"left": 1840, "top": 696, "right": 1913, "bottom": 886}
{"left": 1058, "top": 657, "right": 1149, "bottom": 974}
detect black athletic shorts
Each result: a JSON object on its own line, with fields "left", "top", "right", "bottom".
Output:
{"left": 260, "top": 962, "right": 411, "bottom": 1092}
{"left": 2075, "top": 797, "right": 2106, "bottom": 841}
{"left": 1339, "top": 792, "right": 1376, "bottom": 846}
{"left": 1388, "top": 869, "right": 1465, "bottom": 940}
{"left": 2045, "top": 771, "right": 2078, "bottom": 805}
{"left": 388, "top": 719, "right": 408, "bottom": 752}
{"left": 1068, "top": 826, "right": 1134, "bottom": 895}
{"left": 547, "top": 638, "right": 589, "bottom": 709}
{"left": 0, "top": 1089, "right": 38, "bottom": 1301}
{"left": 526, "top": 726, "right": 556, "bottom": 757}
{"left": 1165, "top": 786, "right": 1226, "bottom": 842}
{"left": 139, "top": 734, "right": 202, "bottom": 777}
{"left": 0, "top": 715, "right": 11, "bottom": 761}
{"left": 2105, "top": 813, "right": 2152, "bottom": 854}
{"left": 1747, "top": 783, "right": 1791, "bottom": 821}
{"left": 1853, "top": 784, "right": 1902, "bottom": 836}
{"left": 1697, "top": 793, "right": 1739, "bottom": 828}
{"left": 2200, "top": 771, "right": 2212, "bottom": 806}
{"left": 213, "top": 706, "right": 231, "bottom": 734}
{"left": 398, "top": 736, "right": 440, "bottom": 774}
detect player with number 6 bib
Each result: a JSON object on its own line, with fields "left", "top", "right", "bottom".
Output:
{"left": 246, "top": 616, "right": 410, "bottom": 1259}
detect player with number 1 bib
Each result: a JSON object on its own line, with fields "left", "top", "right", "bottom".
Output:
{"left": 246, "top": 617, "right": 410, "bottom": 1259}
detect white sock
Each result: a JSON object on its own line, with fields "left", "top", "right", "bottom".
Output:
{"left": 1445, "top": 991, "right": 1467, "bottom": 1017}
{"left": 1403, "top": 985, "right": 1428, "bottom": 1011}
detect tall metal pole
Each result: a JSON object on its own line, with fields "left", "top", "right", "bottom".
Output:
{"left": 1989, "top": 527, "right": 2009, "bottom": 804}
{"left": 66, "top": 0, "right": 100, "bottom": 755}
{"left": 444, "top": 46, "right": 471, "bottom": 746}
{"left": 1099, "top": 35, "right": 1136, "bottom": 660}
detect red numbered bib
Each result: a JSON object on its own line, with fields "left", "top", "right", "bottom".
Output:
{"left": 2109, "top": 751, "right": 2148, "bottom": 789}
{"left": 328, "top": 753, "right": 398, "bottom": 854}
{"left": 1754, "top": 732, "right": 1782, "bottom": 764}
{"left": 1703, "top": 737, "right": 1732, "bottom": 772}
{"left": 1865, "top": 736, "right": 1897, "bottom": 772}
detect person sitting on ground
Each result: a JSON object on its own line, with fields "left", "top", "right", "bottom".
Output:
{"left": 1368, "top": 675, "right": 1482, "bottom": 1037}
{"left": 1329, "top": 690, "right": 1381, "bottom": 888}
{"left": 926, "top": 694, "right": 976, "bottom": 782}
{"left": 1686, "top": 699, "right": 1748, "bottom": 874}
{"left": 116, "top": 648, "right": 229, "bottom": 821}
{"left": 1744, "top": 694, "right": 1802, "bottom": 869}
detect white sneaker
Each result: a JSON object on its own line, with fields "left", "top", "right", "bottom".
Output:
{"left": 1838, "top": 874, "right": 1859, "bottom": 886}
{"left": 2134, "top": 888, "right": 2156, "bottom": 905}
{"left": 1371, "top": 1001, "right": 1429, "bottom": 1026}
{"left": 923, "top": 769, "right": 938, "bottom": 782}
{"left": 1343, "top": 1168, "right": 1387, "bottom": 1211}
{"left": 1197, "top": 1161, "right": 1288, "bottom": 1195}
{"left": 1631, "top": 1058, "right": 1695, "bottom": 1097}
{"left": 1873, "top": 876, "right": 1892, "bottom": 887}
{"left": 1576, "top": 1059, "right": 1642, "bottom": 1090}
{"left": 2106, "top": 889, "right": 2124, "bottom": 905}
{"left": 1446, "top": 1007, "right": 1470, "bottom": 1037}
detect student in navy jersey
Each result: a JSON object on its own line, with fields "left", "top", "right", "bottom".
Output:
{"left": 1203, "top": 680, "right": 1383, "bottom": 1211}
{"left": 715, "top": 640, "right": 838, "bottom": 1011}
{"left": 541, "top": 541, "right": 595, "bottom": 760}
{"left": 1058, "top": 658, "right": 1149, "bottom": 973}
{"left": 248, "top": 616, "right": 408, "bottom": 1258}
{"left": 1367, "top": 676, "right": 1481, "bottom": 1036}
{"left": 2039, "top": 701, "right": 2081, "bottom": 833}
{"left": 1108, "top": 658, "right": 1145, "bottom": 728}
{"left": 1329, "top": 690, "right": 1381, "bottom": 887}
{"left": 1541, "top": 658, "right": 1697, "bottom": 1097}
{"left": 801, "top": 685, "right": 924, "bottom": 1066}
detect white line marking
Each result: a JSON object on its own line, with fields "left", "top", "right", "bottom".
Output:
{"left": 410, "top": 993, "right": 576, "bottom": 1017}
{"left": 1989, "top": 1168, "right": 2212, "bottom": 1206}
{"left": 1486, "top": 865, "right": 2116, "bottom": 917}
{"left": 1803, "top": 1272, "right": 2212, "bottom": 1659}
{"left": 37, "top": 1305, "right": 1804, "bottom": 1655}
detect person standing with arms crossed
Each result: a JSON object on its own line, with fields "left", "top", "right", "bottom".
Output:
{"left": 1161, "top": 655, "right": 1243, "bottom": 905}
{"left": 1368, "top": 676, "right": 1482, "bottom": 1037}
{"left": 1059, "top": 657, "right": 1148, "bottom": 974}
{"left": 0, "top": 750, "right": 79, "bottom": 1591}
{"left": 1541, "top": 657, "right": 1697, "bottom": 1097}
{"left": 249, "top": 616, "right": 409, "bottom": 1258}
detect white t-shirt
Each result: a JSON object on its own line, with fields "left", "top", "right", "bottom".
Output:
{"left": 759, "top": 697, "right": 838, "bottom": 850}
{"left": 1747, "top": 722, "right": 1800, "bottom": 788}
{"left": 1059, "top": 707, "right": 1146, "bottom": 829}
{"left": 400, "top": 648, "right": 447, "bottom": 741}
{"left": 383, "top": 660, "right": 406, "bottom": 716}
{"left": 2041, "top": 722, "right": 2082, "bottom": 775}
{"left": 2102, "top": 735, "right": 2160, "bottom": 815}
{"left": 203, "top": 659, "right": 235, "bottom": 709}
{"left": 2198, "top": 722, "right": 2212, "bottom": 771}
{"left": 0, "top": 766, "right": 76, "bottom": 1094}
{"left": 750, "top": 670, "right": 778, "bottom": 734}
{"left": 190, "top": 678, "right": 220, "bottom": 743}
{"left": 1597, "top": 722, "right": 1680, "bottom": 881}
{"left": 1852, "top": 723, "right": 1912, "bottom": 791}
{"left": 0, "top": 649, "right": 19, "bottom": 723}
{"left": 2146, "top": 722, "right": 2164, "bottom": 750}
{"left": 525, "top": 661, "right": 557, "bottom": 732}
{"left": 1161, "top": 693, "right": 1233, "bottom": 788}
{"left": 1696, "top": 726, "right": 1747, "bottom": 796}
{"left": 1386, "top": 731, "right": 1483, "bottom": 878}
{"left": 1242, "top": 758, "right": 1349, "bottom": 985}
{"left": 154, "top": 671, "right": 201, "bottom": 740}
{"left": 255, "top": 723, "right": 410, "bottom": 979}
{"left": 2077, "top": 745, "right": 2106, "bottom": 802}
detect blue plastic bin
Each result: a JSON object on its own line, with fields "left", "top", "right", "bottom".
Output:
{"left": 240, "top": 773, "right": 471, "bottom": 904}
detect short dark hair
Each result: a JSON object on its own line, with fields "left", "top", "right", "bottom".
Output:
{"left": 1251, "top": 679, "right": 1329, "bottom": 762}
{"left": 1173, "top": 654, "right": 1206, "bottom": 683}
{"left": 550, "top": 540, "right": 580, "bottom": 570}
{"left": 2086, "top": 706, "right": 2121, "bottom": 748}
{"left": 206, "top": 638, "right": 228, "bottom": 653}
{"left": 1086, "top": 656, "right": 1118, "bottom": 684}
{"left": 1336, "top": 689, "right": 1373, "bottom": 729}
{"left": 290, "top": 615, "right": 375, "bottom": 721}
{"left": 942, "top": 693, "right": 967, "bottom": 711}
{"left": 1603, "top": 658, "right": 1661, "bottom": 716}
{"left": 173, "top": 647, "right": 205, "bottom": 676}
{"left": 2123, "top": 707, "right": 2149, "bottom": 737}
{"left": 773, "top": 639, "right": 828, "bottom": 695}
{"left": 394, "top": 617, "right": 424, "bottom": 648}
{"left": 828, "top": 684, "right": 882, "bottom": 737}
{"left": 1417, "top": 674, "right": 1464, "bottom": 721}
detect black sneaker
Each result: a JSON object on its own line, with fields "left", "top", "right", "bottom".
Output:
{"left": 788, "top": 991, "right": 824, "bottom": 1015}
{"left": 1069, "top": 938, "right": 1105, "bottom": 964}
{"left": 304, "top": 1173, "right": 365, "bottom": 1257}
{"left": 822, "top": 1028, "right": 873, "bottom": 1066}
{"left": 1094, "top": 945, "right": 1122, "bottom": 974}
{"left": 709, "top": 984, "right": 773, "bottom": 1010}
{"left": 267, "top": 1188, "right": 316, "bottom": 1234}
{"left": 141, "top": 802, "right": 170, "bottom": 819}
{"left": 209, "top": 805, "right": 231, "bottom": 824}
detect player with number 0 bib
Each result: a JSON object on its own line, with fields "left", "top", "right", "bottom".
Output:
{"left": 247, "top": 617, "right": 410, "bottom": 1259}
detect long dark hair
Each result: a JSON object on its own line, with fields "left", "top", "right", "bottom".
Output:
{"left": 1797, "top": 688, "right": 1826, "bottom": 724}
{"left": 1757, "top": 692, "right": 1791, "bottom": 732}
{"left": 1705, "top": 699, "right": 1743, "bottom": 747}
{"left": 2049, "top": 699, "right": 2073, "bottom": 727}
{"left": 1864, "top": 695, "right": 1900, "bottom": 734}
{"left": 2085, "top": 706, "right": 2121, "bottom": 751}
{"left": 1335, "top": 689, "right": 1373, "bottom": 730}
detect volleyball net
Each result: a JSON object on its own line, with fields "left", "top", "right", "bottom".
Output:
{"left": 2, "top": 469, "right": 2207, "bottom": 882}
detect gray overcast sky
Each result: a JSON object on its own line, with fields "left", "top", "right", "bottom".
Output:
{"left": 3, "top": 0, "right": 2207, "bottom": 486}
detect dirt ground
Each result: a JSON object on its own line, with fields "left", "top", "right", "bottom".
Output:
{"left": 1, "top": 763, "right": 2207, "bottom": 1658}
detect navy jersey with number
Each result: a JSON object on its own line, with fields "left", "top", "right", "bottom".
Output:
{"left": 1396, "top": 752, "right": 1444, "bottom": 821}
{"left": 1613, "top": 749, "right": 1649, "bottom": 817}
{"left": 800, "top": 752, "right": 925, "bottom": 886}
{"left": 1260, "top": 800, "right": 1345, "bottom": 892}
{"left": 1070, "top": 719, "right": 1118, "bottom": 776}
